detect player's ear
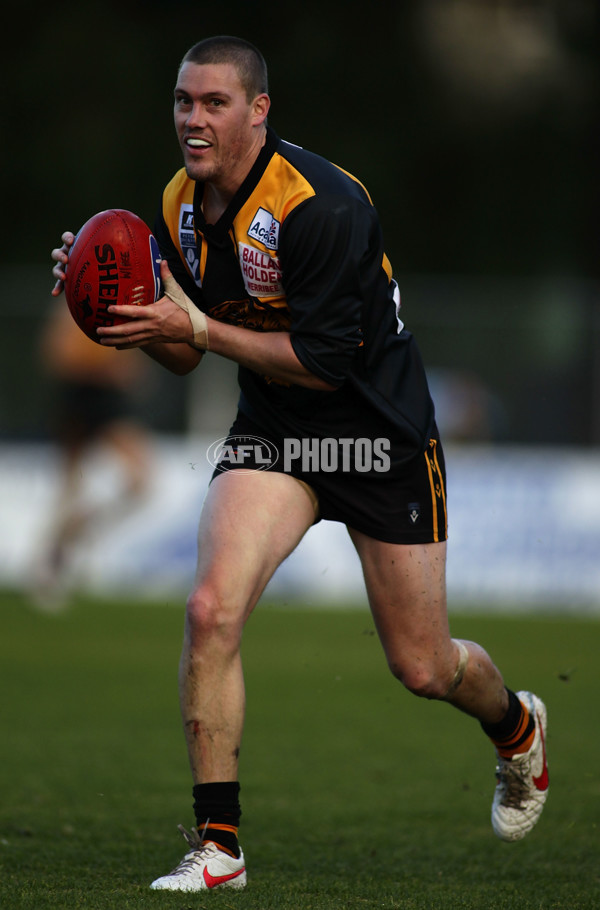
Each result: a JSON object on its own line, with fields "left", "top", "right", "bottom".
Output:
{"left": 252, "top": 93, "right": 270, "bottom": 126}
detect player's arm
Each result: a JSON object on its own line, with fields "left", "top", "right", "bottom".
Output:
{"left": 204, "top": 317, "right": 337, "bottom": 390}
{"left": 98, "top": 261, "right": 336, "bottom": 389}
{"left": 280, "top": 194, "right": 371, "bottom": 387}
{"left": 97, "top": 204, "right": 335, "bottom": 387}
{"left": 93, "top": 196, "right": 369, "bottom": 389}
{"left": 139, "top": 340, "right": 203, "bottom": 376}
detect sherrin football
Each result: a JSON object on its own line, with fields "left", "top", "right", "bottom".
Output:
{"left": 64, "top": 209, "right": 162, "bottom": 343}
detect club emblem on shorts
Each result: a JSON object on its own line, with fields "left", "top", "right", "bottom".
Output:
{"left": 408, "top": 502, "right": 420, "bottom": 524}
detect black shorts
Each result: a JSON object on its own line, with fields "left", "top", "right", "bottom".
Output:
{"left": 210, "top": 411, "right": 448, "bottom": 545}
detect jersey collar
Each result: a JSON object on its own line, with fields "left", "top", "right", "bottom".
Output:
{"left": 193, "top": 127, "right": 280, "bottom": 244}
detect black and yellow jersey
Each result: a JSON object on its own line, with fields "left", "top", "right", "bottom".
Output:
{"left": 154, "top": 127, "right": 435, "bottom": 463}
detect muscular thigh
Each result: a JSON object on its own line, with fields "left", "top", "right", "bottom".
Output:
{"left": 348, "top": 530, "right": 453, "bottom": 666}
{"left": 193, "top": 469, "right": 317, "bottom": 618}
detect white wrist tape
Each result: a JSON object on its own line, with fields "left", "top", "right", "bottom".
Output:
{"left": 165, "top": 282, "right": 209, "bottom": 350}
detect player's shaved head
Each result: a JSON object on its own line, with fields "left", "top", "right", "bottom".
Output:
{"left": 181, "top": 36, "right": 269, "bottom": 103}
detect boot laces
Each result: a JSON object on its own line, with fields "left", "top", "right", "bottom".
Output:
{"left": 495, "top": 754, "right": 532, "bottom": 809}
{"left": 164, "top": 822, "right": 212, "bottom": 876}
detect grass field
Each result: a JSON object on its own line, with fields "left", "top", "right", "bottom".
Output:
{"left": 0, "top": 589, "right": 598, "bottom": 909}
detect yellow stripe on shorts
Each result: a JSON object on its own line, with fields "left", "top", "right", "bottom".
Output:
{"left": 424, "top": 438, "right": 447, "bottom": 543}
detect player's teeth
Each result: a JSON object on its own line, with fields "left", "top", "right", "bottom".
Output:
{"left": 188, "top": 139, "right": 210, "bottom": 147}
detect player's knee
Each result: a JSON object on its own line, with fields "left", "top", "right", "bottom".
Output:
{"left": 388, "top": 656, "right": 455, "bottom": 701}
{"left": 185, "top": 586, "right": 242, "bottom": 653}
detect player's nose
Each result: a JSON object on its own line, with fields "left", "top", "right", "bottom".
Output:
{"left": 185, "top": 101, "right": 209, "bottom": 129}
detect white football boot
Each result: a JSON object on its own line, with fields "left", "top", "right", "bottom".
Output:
{"left": 491, "top": 691, "right": 549, "bottom": 841}
{"left": 150, "top": 825, "right": 246, "bottom": 891}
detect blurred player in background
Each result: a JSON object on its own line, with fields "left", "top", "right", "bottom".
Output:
{"left": 31, "top": 296, "right": 152, "bottom": 610}
{"left": 51, "top": 36, "right": 549, "bottom": 891}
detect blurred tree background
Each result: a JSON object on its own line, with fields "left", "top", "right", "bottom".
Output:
{"left": 0, "top": 0, "right": 597, "bottom": 443}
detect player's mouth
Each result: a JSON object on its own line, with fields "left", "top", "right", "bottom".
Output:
{"left": 185, "top": 136, "right": 212, "bottom": 151}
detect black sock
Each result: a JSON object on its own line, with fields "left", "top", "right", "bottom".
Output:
{"left": 192, "top": 781, "right": 241, "bottom": 858}
{"left": 481, "top": 688, "right": 535, "bottom": 758}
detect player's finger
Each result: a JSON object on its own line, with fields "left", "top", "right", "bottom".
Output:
{"left": 100, "top": 326, "right": 150, "bottom": 349}
{"left": 51, "top": 248, "right": 67, "bottom": 265}
{"left": 97, "top": 325, "right": 142, "bottom": 343}
{"left": 51, "top": 258, "right": 67, "bottom": 296}
{"left": 105, "top": 305, "right": 150, "bottom": 321}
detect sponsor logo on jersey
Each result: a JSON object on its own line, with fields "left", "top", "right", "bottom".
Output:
{"left": 238, "top": 243, "right": 283, "bottom": 298}
{"left": 247, "top": 207, "right": 280, "bottom": 250}
{"left": 179, "top": 204, "right": 201, "bottom": 287}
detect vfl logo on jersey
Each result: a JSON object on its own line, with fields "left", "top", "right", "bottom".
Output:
{"left": 239, "top": 242, "right": 284, "bottom": 299}
{"left": 179, "top": 204, "right": 201, "bottom": 287}
{"left": 247, "top": 207, "right": 280, "bottom": 250}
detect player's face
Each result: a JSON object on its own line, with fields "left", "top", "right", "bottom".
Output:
{"left": 174, "top": 62, "right": 269, "bottom": 191}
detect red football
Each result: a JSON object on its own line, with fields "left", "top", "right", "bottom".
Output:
{"left": 64, "top": 209, "right": 162, "bottom": 343}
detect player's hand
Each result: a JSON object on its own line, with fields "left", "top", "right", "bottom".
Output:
{"left": 96, "top": 260, "right": 209, "bottom": 350}
{"left": 50, "top": 231, "right": 76, "bottom": 297}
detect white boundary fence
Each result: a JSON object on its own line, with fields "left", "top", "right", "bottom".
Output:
{"left": 2, "top": 438, "right": 600, "bottom": 612}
